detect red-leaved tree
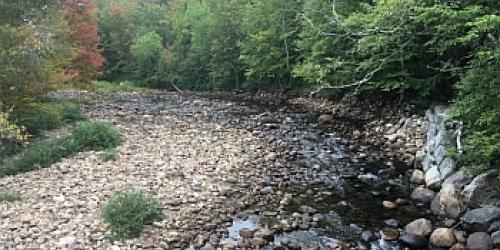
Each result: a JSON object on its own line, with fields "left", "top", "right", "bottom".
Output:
{"left": 61, "top": 0, "right": 104, "bottom": 86}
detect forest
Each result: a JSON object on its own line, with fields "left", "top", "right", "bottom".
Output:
{"left": 1, "top": 0, "right": 498, "bottom": 173}
{"left": 0, "top": 0, "right": 499, "bottom": 248}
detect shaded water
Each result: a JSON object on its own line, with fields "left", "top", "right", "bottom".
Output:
{"left": 184, "top": 94, "right": 426, "bottom": 249}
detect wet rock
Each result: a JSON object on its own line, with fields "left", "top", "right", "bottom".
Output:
{"left": 299, "top": 205, "right": 318, "bottom": 215}
{"left": 384, "top": 219, "right": 403, "bottom": 228}
{"left": 462, "top": 170, "right": 500, "bottom": 208}
{"left": 467, "top": 232, "right": 492, "bottom": 250}
{"left": 239, "top": 228, "right": 255, "bottom": 239}
{"left": 381, "top": 228, "right": 400, "bottom": 241}
{"left": 356, "top": 241, "right": 370, "bottom": 250}
{"left": 410, "top": 170, "right": 425, "bottom": 184}
{"left": 398, "top": 234, "right": 428, "bottom": 249}
{"left": 249, "top": 237, "right": 268, "bottom": 247}
{"left": 318, "top": 115, "right": 333, "bottom": 125}
{"left": 430, "top": 228, "right": 456, "bottom": 248}
{"left": 361, "top": 230, "right": 376, "bottom": 242}
{"left": 461, "top": 206, "right": 500, "bottom": 232}
{"left": 382, "top": 201, "right": 397, "bottom": 209}
{"left": 411, "top": 187, "right": 435, "bottom": 204}
{"left": 253, "top": 228, "right": 274, "bottom": 241}
{"left": 405, "top": 218, "right": 433, "bottom": 237}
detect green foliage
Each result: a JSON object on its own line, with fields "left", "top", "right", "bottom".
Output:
{"left": 10, "top": 101, "right": 84, "bottom": 136}
{"left": 101, "top": 189, "right": 162, "bottom": 241}
{"left": 0, "top": 188, "right": 21, "bottom": 202}
{"left": 452, "top": 41, "right": 500, "bottom": 171}
{"left": 131, "top": 32, "right": 164, "bottom": 86}
{"left": 92, "top": 81, "right": 151, "bottom": 93}
{"left": 71, "top": 122, "right": 122, "bottom": 152}
{"left": 240, "top": 0, "right": 301, "bottom": 91}
{"left": 0, "top": 122, "right": 121, "bottom": 177}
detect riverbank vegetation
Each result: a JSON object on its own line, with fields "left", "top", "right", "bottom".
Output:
{"left": 1, "top": 0, "right": 499, "bottom": 171}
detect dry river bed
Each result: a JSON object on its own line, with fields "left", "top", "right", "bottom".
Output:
{"left": 1, "top": 92, "right": 428, "bottom": 249}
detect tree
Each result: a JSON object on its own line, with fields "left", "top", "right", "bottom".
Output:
{"left": 62, "top": 0, "right": 104, "bottom": 87}
{"left": 131, "top": 32, "right": 164, "bottom": 85}
{"left": 240, "top": 0, "right": 302, "bottom": 91}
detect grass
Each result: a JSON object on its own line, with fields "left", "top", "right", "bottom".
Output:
{"left": 101, "top": 189, "right": 162, "bottom": 241}
{"left": 0, "top": 189, "right": 21, "bottom": 202}
{"left": 92, "top": 80, "right": 151, "bottom": 93}
{"left": 0, "top": 121, "right": 121, "bottom": 177}
{"left": 100, "top": 148, "right": 118, "bottom": 162}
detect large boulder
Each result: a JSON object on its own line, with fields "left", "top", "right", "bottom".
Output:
{"left": 461, "top": 206, "right": 500, "bottom": 232}
{"left": 442, "top": 170, "right": 473, "bottom": 188}
{"left": 411, "top": 187, "right": 435, "bottom": 204}
{"left": 466, "top": 232, "right": 492, "bottom": 250}
{"left": 430, "top": 228, "right": 456, "bottom": 248}
{"left": 405, "top": 218, "right": 433, "bottom": 237}
{"left": 431, "top": 184, "right": 466, "bottom": 219}
{"left": 462, "top": 170, "right": 500, "bottom": 208}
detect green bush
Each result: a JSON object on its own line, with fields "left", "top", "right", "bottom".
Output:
{"left": 101, "top": 189, "right": 162, "bottom": 241}
{"left": 72, "top": 122, "right": 122, "bottom": 151}
{"left": 0, "top": 189, "right": 21, "bottom": 202}
{"left": 452, "top": 41, "right": 500, "bottom": 172}
{"left": 10, "top": 101, "right": 84, "bottom": 135}
{"left": 0, "top": 121, "right": 121, "bottom": 177}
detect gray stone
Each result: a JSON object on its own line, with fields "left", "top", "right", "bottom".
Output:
{"left": 461, "top": 206, "right": 500, "bottom": 232}
{"left": 405, "top": 218, "right": 433, "bottom": 237}
{"left": 462, "top": 170, "right": 500, "bottom": 208}
{"left": 492, "top": 231, "right": 500, "bottom": 248}
{"left": 415, "top": 150, "right": 426, "bottom": 162}
{"left": 253, "top": 228, "right": 274, "bottom": 241}
{"left": 260, "top": 186, "right": 274, "bottom": 195}
{"left": 438, "top": 157, "right": 456, "bottom": 180}
{"left": 249, "top": 237, "right": 268, "bottom": 247}
{"left": 425, "top": 166, "right": 442, "bottom": 190}
{"left": 432, "top": 184, "right": 466, "bottom": 219}
{"left": 411, "top": 187, "right": 435, "bottom": 204}
{"left": 361, "top": 230, "right": 375, "bottom": 242}
{"left": 398, "top": 234, "right": 428, "bottom": 249}
{"left": 430, "top": 228, "right": 456, "bottom": 248}
{"left": 381, "top": 228, "right": 399, "bottom": 241}
{"left": 410, "top": 170, "right": 425, "bottom": 184}
{"left": 443, "top": 170, "right": 473, "bottom": 188}
{"left": 450, "top": 243, "right": 466, "bottom": 250}
{"left": 239, "top": 228, "right": 255, "bottom": 238}
{"left": 467, "top": 232, "right": 492, "bottom": 250}
{"left": 422, "top": 154, "right": 434, "bottom": 172}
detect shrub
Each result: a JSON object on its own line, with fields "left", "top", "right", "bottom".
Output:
{"left": 101, "top": 189, "right": 162, "bottom": 241}
{"left": 71, "top": 122, "right": 122, "bottom": 151}
{"left": 0, "top": 189, "right": 21, "bottom": 202}
{"left": 0, "top": 121, "right": 121, "bottom": 177}
{"left": 10, "top": 101, "right": 84, "bottom": 135}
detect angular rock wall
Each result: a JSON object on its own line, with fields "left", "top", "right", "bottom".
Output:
{"left": 410, "top": 104, "right": 500, "bottom": 249}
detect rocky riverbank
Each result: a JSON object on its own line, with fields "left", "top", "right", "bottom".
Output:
{"left": 0, "top": 91, "right": 497, "bottom": 249}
